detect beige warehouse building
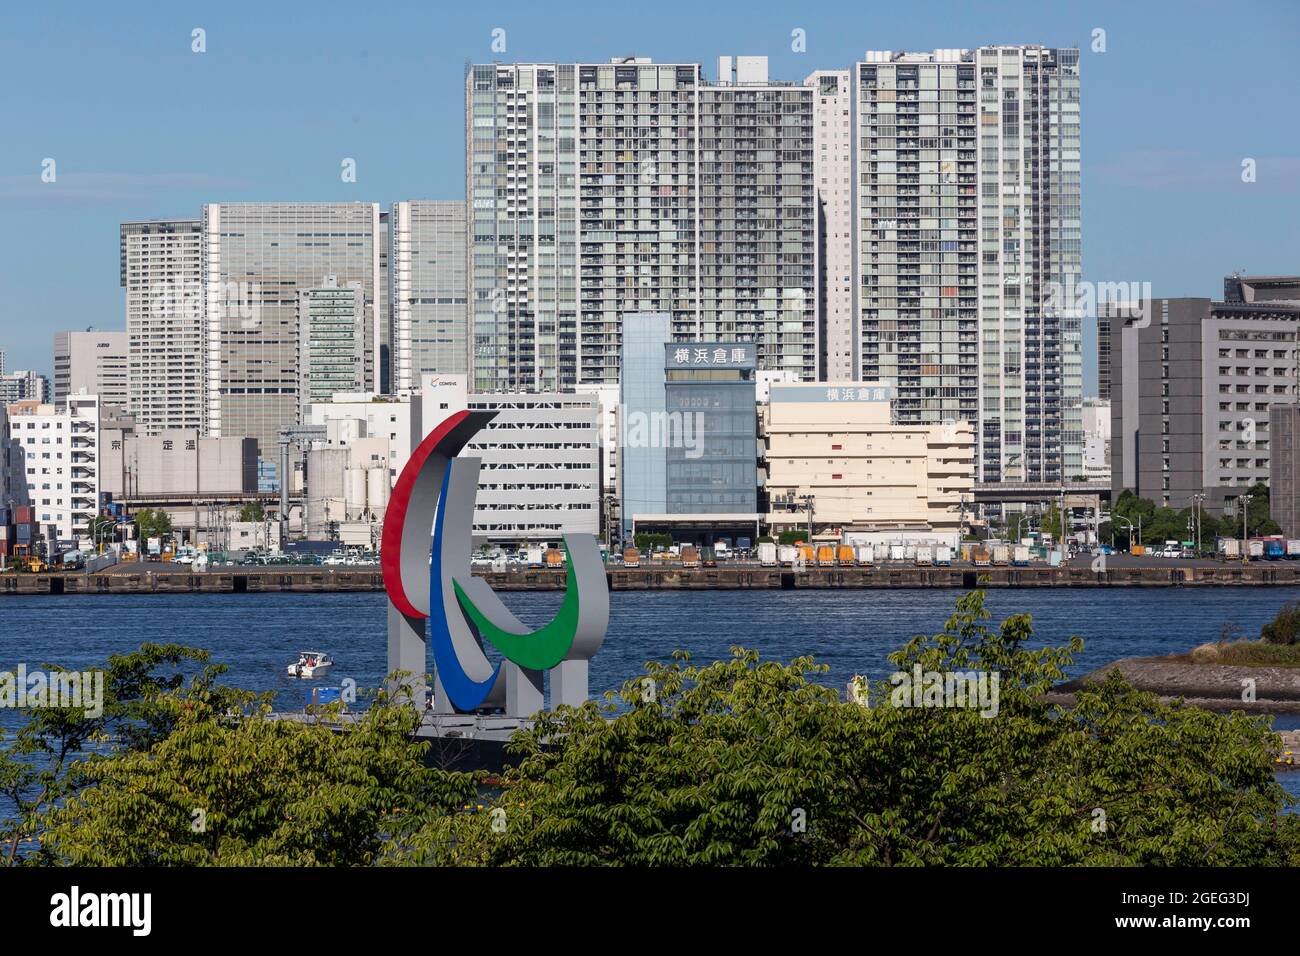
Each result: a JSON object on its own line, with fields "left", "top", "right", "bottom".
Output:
{"left": 764, "top": 382, "right": 974, "bottom": 545}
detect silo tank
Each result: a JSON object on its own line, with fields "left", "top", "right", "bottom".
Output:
{"left": 367, "top": 466, "right": 389, "bottom": 512}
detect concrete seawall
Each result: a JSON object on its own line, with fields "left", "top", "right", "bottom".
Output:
{"left": 5, "top": 562, "right": 1300, "bottom": 595}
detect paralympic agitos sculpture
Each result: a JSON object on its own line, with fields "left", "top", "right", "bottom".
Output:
{"left": 380, "top": 409, "right": 609, "bottom": 716}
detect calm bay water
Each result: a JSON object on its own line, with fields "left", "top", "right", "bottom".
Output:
{"left": 3, "top": 586, "right": 1300, "bottom": 804}
{"left": 3, "top": 586, "right": 1299, "bottom": 712}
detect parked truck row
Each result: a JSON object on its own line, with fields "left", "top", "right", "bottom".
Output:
{"left": 1217, "top": 536, "right": 1300, "bottom": 561}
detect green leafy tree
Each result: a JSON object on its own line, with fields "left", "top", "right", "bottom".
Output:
{"left": 238, "top": 501, "right": 265, "bottom": 523}
{"left": 1, "top": 644, "right": 224, "bottom": 865}
{"left": 1261, "top": 602, "right": 1300, "bottom": 646}
{"left": 633, "top": 533, "right": 673, "bottom": 552}
{"left": 441, "top": 591, "right": 1299, "bottom": 866}
{"left": 40, "top": 677, "right": 477, "bottom": 866}
{"left": 1040, "top": 504, "right": 1062, "bottom": 542}
{"left": 133, "top": 508, "right": 172, "bottom": 542}
{"left": 777, "top": 529, "right": 807, "bottom": 545}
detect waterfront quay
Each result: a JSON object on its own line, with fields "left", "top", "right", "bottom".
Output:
{"left": 6, "top": 557, "right": 1300, "bottom": 594}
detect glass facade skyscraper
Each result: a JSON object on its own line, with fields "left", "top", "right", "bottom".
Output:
{"left": 663, "top": 342, "right": 758, "bottom": 515}
{"left": 619, "top": 313, "right": 671, "bottom": 538}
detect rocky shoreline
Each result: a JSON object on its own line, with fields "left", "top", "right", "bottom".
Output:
{"left": 1047, "top": 657, "right": 1300, "bottom": 768}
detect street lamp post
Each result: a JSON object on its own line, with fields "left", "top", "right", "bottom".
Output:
{"left": 1191, "top": 492, "right": 1206, "bottom": 554}
{"left": 1114, "top": 515, "right": 1134, "bottom": 553}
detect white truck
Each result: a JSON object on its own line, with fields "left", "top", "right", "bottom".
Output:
{"left": 915, "top": 546, "right": 934, "bottom": 566}
{"left": 1287, "top": 540, "right": 1300, "bottom": 559}
{"left": 757, "top": 542, "right": 778, "bottom": 567}
{"left": 1012, "top": 545, "right": 1030, "bottom": 566}
{"left": 992, "top": 545, "right": 1010, "bottom": 567}
{"left": 889, "top": 544, "right": 906, "bottom": 562}
{"left": 934, "top": 545, "right": 953, "bottom": 566}
{"left": 526, "top": 545, "right": 545, "bottom": 568}
{"left": 856, "top": 544, "right": 875, "bottom": 565}
{"left": 777, "top": 544, "right": 798, "bottom": 566}
{"left": 1248, "top": 539, "right": 1265, "bottom": 559}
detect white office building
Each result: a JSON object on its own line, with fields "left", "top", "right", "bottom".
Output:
{"left": 120, "top": 220, "right": 205, "bottom": 434}
{"left": 855, "top": 47, "right": 1081, "bottom": 483}
{"left": 389, "top": 200, "right": 469, "bottom": 391}
{"left": 419, "top": 375, "right": 600, "bottom": 544}
{"left": 805, "top": 69, "right": 855, "bottom": 381}
{"left": 5, "top": 393, "right": 100, "bottom": 546}
{"left": 466, "top": 56, "right": 817, "bottom": 391}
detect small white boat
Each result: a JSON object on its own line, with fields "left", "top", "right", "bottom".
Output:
{"left": 287, "top": 651, "right": 334, "bottom": 679}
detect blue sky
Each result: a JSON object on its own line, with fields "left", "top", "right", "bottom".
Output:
{"left": 1, "top": 0, "right": 1297, "bottom": 392}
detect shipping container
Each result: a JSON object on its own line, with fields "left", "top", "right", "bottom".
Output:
{"left": 526, "top": 545, "right": 544, "bottom": 568}
{"left": 816, "top": 544, "right": 837, "bottom": 567}
{"left": 915, "top": 546, "right": 933, "bottom": 566}
{"left": 972, "top": 547, "right": 991, "bottom": 567}
{"left": 15, "top": 506, "right": 33, "bottom": 524}
{"left": 1287, "top": 540, "right": 1300, "bottom": 558}
{"left": 797, "top": 544, "right": 815, "bottom": 565}
{"left": 837, "top": 544, "right": 855, "bottom": 565}
{"left": 1012, "top": 545, "right": 1030, "bottom": 566}
{"left": 681, "top": 545, "right": 701, "bottom": 569}
{"left": 889, "top": 544, "right": 905, "bottom": 562}
{"left": 1218, "top": 538, "right": 1240, "bottom": 560}
{"left": 757, "top": 542, "right": 777, "bottom": 567}
{"left": 1248, "top": 539, "right": 1264, "bottom": 559}
{"left": 544, "top": 548, "right": 564, "bottom": 569}
{"left": 992, "top": 545, "right": 1010, "bottom": 567}
{"left": 1265, "top": 538, "right": 1286, "bottom": 560}
{"left": 622, "top": 546, "right": 640, "bottom": 569}
{"left": 856, "top": 544, "right": 875, "bottom": 565}
{"left": 934, "top": 545, "right": 953, "bottom": 566}
{"left": 777, "top": 544, "right": 798, "bottom": 566}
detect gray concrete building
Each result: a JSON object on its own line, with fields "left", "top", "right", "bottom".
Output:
{"left": 1110, "top": 276, "right": 1300, "bottom": 513}
{"left": 1270, "top": 404, "right": 1300, "bottom": 539}
{"left": 53, "top": 330, "right": 128, "bottom": 407}
{"left": 202, "top": 202, "right": 383, "bottom": 472}
{"left": 100, "top": 429, "right": 258, "bottom": 498}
